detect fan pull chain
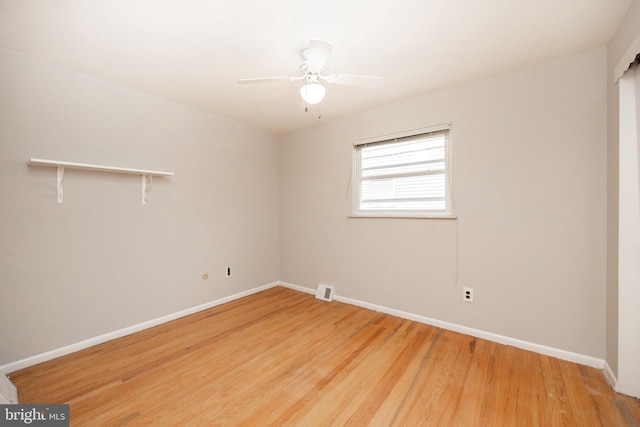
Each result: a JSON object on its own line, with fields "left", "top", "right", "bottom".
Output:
{"left": 302, "top": 103, "right": 321, "bottom": 120}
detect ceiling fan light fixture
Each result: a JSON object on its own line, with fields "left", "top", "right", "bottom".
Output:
{"left": 300, "top": 83, "right": 325, "bottom": 104}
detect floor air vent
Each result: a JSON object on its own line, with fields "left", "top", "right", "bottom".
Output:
{"left": 315, "top": 284, "right": 335, "bottom": 302}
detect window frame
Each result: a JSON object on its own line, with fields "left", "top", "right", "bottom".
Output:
{"left": 351, "top": 124, "right": 455, "bottom": 219}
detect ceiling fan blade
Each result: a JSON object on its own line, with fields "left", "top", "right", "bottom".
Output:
{"left": 306, "top": 39, "right": 333, "bottom": 72}
{"left": 238, "top": 76, "right": 303, "bottom": 84}
{"left": 323, "top": 74, "right": 384, "bottom": 88}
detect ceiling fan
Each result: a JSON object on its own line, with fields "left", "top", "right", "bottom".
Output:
{"left": 238, "top": 39, "right": 383, "bottom": 107}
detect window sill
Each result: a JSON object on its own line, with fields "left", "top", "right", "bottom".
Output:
{"left": 349, "top": 212, "right": 457, "bottom": 219}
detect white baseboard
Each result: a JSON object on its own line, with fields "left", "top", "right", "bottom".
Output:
{"left": 603, "top": 361, "right": 618, "bottom": 389}
{"left": 279, "top": 282, "right": 606, "bottom": 370}
{"left": 1, "top": 280, "right": 608, "bottom": 376}
{"left": 0, "top": 282, "right": 280, "bottom": 374}
{"left": 278, "top": 281, "right": 316, "bottom": 295}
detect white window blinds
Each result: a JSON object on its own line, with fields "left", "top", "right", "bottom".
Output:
{"left": 353, "top": 127, "right": 453, "bottom": 217}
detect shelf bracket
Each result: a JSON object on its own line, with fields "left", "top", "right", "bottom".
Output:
{"left": 141, "top": 174, "right": 153, "bottom": 205}
{"left": 57, "top": 166, "right": 64, "bottom": 204}
{"left": 28, "top": 158, "right": 173, "bottom": 205}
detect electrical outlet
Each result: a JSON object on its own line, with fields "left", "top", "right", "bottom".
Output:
{"left": 463, "top": 287, "right": 474, "bottom": 303}
{"left": 226, "top": 266, "right": 231, "bottom": 277}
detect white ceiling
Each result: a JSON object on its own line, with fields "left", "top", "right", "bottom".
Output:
{"left": 0, "top": 0, "right": 632, "bottom": 134}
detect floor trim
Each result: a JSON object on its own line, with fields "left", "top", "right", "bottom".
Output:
{"left": 1, "top": 282, "right": 279, "bottom": 374}
{"left": 3, "top": 280, "right": 606, "bottom": 375}
{"left": 278, "top": 281, "right": 606, "bottom": 370}
{"left": 603, "top": 361, "right": 618, "bottom": 389}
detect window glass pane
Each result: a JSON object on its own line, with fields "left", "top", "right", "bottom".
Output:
{"left": 355, "top": 128, "right": 451, "bottom": 216}
{"left": 360, "top": 198, "right": 446, "bottom": 211}
{"left": 361, "top": 136, "right": 445, "bottom": 178}
{"left": 366, "top": 179, "right": 394, "bottom": 200}
{"left": 361, "top": 174, "right": 445, "bottom": 210}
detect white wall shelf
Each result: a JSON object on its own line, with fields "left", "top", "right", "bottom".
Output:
{"left": 28, "top": 158, "right": 174, "bottom": 204}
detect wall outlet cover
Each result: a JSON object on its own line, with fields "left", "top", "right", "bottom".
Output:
{"left": 463, "top": 287, "right": 474, "bottom": 303}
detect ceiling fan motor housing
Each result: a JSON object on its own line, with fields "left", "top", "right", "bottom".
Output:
{"left": 238, "top": 39, "right": 383, "bottom": 106}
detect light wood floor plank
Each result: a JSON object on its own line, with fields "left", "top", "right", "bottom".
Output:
{"left": 8, "top": 287, "right": 640, "bottom": 426}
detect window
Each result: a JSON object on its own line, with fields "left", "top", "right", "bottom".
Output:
{"left": 352, "top": 126, "right": 454, "bottom": 218}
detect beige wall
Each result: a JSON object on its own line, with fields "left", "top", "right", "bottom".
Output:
{"left": 280, "top": 48, "right": 607, "bottom": 357}
{"left": 0, "top": 48, "right": 280, "bottom": 365}
{"left": 606, "top": 0, "right": 640, "bottom": 379}
{"left": 0, "top": 43, "right": 613, "bottom": 366}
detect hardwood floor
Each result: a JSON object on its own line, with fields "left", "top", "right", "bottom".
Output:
{"left": 8, "top": 286, "right": 640, "bottom": 426}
